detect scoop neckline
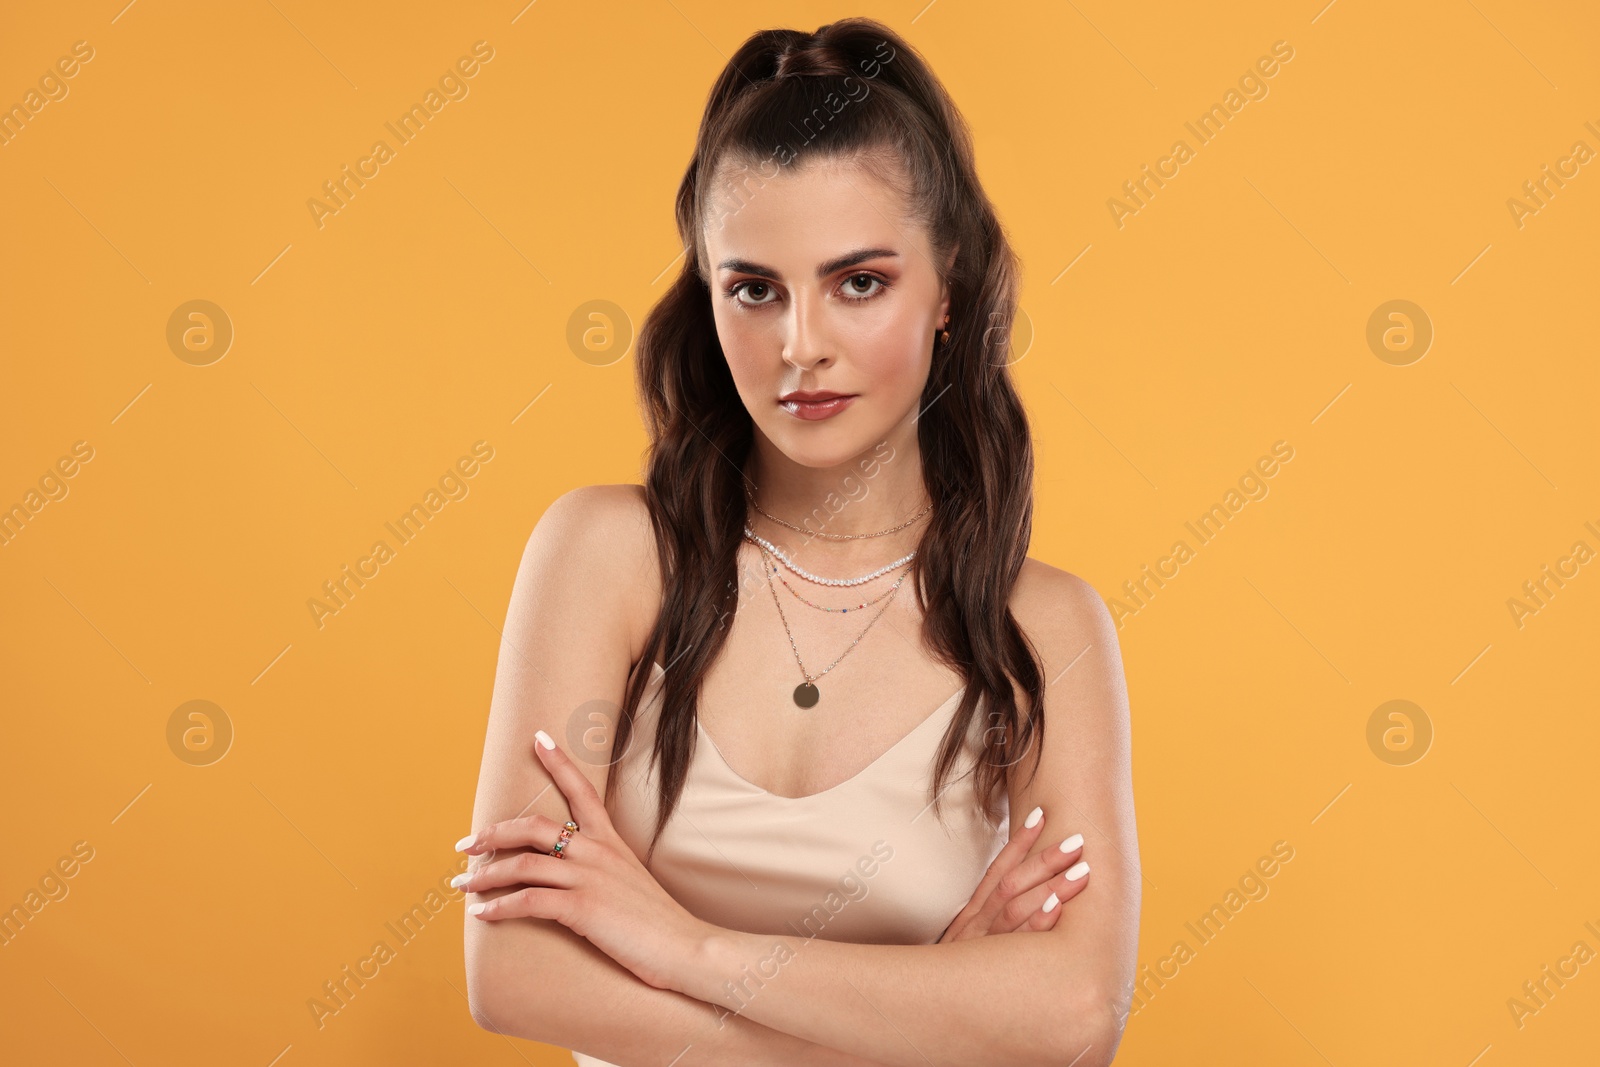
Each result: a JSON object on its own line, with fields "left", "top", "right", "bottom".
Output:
{"left": 648, "top": 661, "right": 968, "bottom": 803}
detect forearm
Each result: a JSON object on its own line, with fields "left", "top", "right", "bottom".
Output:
{"left": 678, "top": 927, "right": 1111, "bottom": 1067}
{"left": 467, "top": 917, "right": 897, "bottom": 1066}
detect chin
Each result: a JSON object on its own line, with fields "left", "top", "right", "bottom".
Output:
{"left": 765, "top": 427, "right": 882, "bottom": 470}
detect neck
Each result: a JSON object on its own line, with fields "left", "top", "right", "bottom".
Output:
{"left": 741, "top": 426, "right": 931, "bottom": 571}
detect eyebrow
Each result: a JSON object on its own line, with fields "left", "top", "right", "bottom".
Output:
{"left": 715, "top": 247, "right": 900, "bottom": 281}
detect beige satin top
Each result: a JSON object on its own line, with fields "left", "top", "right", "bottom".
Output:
{"left": 571, "top": 661, "right": 1010, "bottom": 1067}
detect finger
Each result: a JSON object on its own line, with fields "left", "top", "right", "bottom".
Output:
{"left": 466, "top": 885, "right": 569, "bottom": 924}
{"left": 987, "top": 833, "right": 1085, "bottom": 934}
{"left": 456, "top": 850, "right": 578, "bottom": 894}
{"left": 955, "top": 805, "right": 1051, "bottom": 937}
{"left": 531, "top": 727, "right": 608, "bottom": 828}
{"left": 1022, "top": 897, "right": 1061, "bottom": 933}
{"left": 1022, "top": 894, "right": 1065, "bottom": 933}
{"left": 1009, "top": 860, "right": 1092, "bottom": 933}
{"left": 457, "top": 813, "right": 580, "bottom": 859}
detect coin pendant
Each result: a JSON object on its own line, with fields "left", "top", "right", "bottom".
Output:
{"left": 793, "top": 682, "right": 820, "bottom": 708}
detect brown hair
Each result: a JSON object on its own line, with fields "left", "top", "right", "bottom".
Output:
{"left": 613, "top": 17, "right": 1046, "bottom": 864}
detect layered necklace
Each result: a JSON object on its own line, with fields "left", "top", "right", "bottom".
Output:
{"left": 741, "top": 486, "right": 933, "bottom": 708}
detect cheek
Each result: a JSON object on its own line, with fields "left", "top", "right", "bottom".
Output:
{"left": 853, "top": 319, "right": 931, "bottom": 395}
{"left": 713, "top": 301, "right": 762, "bottom": 353}
{"left": 713, "top": 310, "right": 775, "bottom": 394}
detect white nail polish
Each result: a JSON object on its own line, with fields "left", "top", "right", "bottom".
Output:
{"left": 1059, "top": 833, "right": 1083, "bottom": 853}
{"left": 454, "top": 834, "right": 477, "bottom": 852}
{"left": 467, "top": 902, "right": 487, "bottom": 916}
{"left": 450, "top": 872, "right": 471, "bottom": 889}
{"left": 1065, "top": 861, "right": 1090, "bottom": 881}
{"left": 1024, "top": 806, "right": 1043, "bottom": 829}
{"left": 1042, "top": 892, "right": 1059, "bottom": 913}
{"left": 535, "top": 729, "right": 555, "bottom": 751}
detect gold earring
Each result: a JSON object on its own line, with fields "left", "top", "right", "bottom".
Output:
{"left": 940, "top": 317, "right": 950, "bottom": 345}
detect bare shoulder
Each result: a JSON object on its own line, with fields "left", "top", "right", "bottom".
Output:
{"left": 476, "top": 482, "right": 661, "bottom": 806}
{"left": 1010, "top": 555, "right": 1119, "bottom": 660}
{"left": 1005, "top": 555, "right": 1131, "bottom": 771}
{"left": 524, "top": 483, "right": 661, "bottom": 666}
{"left": 531, "top": 482, "right": 650, "bottom": 552}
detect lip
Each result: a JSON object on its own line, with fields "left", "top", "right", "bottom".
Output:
{"left": 779, "top": 389, "right": 850, "bottom": 402}
{"left": 779, "top": 393, "right": 857, "bottom": 421}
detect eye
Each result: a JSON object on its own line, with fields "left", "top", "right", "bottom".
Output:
{"left": 726, "top": 280, "right": 778, "bottom": 310}
{"left": 840, "top": 272, "right": 888, "bottom": 301}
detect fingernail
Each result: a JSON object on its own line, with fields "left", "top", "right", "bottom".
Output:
{"left": 1024, "top": 806, "right": 1044, "bottom": 829}
{"left": 449, "top": 872, "right": 471, "bottom": 889}
{"left": 1059, "top": 833, "right": 1083, "bottom": 853}
{"left": 454, "top": 834, "right": 477, "bottom": 852}
{"left": 1042, "top": 892, "right": 1060, "bottom": 913}
{"left": 535, "top": 729, "right": 555, "bottom": 751}
{"left": 1065, "top": 861, "right": 1090, "bottom": 881}
{"left": 467, "top": 903, "right": 487, "bottom": 917}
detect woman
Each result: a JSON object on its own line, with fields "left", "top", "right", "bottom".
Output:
{"left": 460, "top": 18, "right": 1139, "bottom": 1067}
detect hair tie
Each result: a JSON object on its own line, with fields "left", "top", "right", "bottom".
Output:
{"left": 774, "top": 48, "right": 846, "bottom": 79}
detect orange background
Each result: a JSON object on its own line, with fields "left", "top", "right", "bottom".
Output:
{"left": 2, "top": 1, "right": 1597, "bottom": 1064}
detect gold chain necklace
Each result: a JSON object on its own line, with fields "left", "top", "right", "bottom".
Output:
{"left": 757, "top": 541, "right": 906, "bottom": 708}
{"left": 744, "top": 483, "right": 933, "bottom": 541}
{"left": 763, "top": 549, "right": 907, "bottom": 614}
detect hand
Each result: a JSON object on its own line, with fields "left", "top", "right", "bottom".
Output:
{"left": 938, "top": 805, "right": 1090, "bottom": 942}
{"left": 455, "top": 728, "right": 712, "bottom": 993}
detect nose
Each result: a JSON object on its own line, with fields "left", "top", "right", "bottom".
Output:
{"left": 781, "top": 290, "right": 832, "bottom": 372}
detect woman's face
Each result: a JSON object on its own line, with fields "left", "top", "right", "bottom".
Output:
{"left": 702, "top": 155, "right": 952, "bottom": 470}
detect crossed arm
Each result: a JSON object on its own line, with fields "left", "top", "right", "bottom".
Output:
{"left": 464, "top": 490, "right": 1139, "bottom": 1066}
{"left": 663, "top": 574, "right": 1139, "bottom": 1067}
{"left": 679, "top": 916, "right": 1119, "bottom": 1067}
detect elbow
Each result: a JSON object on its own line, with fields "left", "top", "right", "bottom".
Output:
{"left": 465, "top": 959, "right": 513, "bottom": 1036}
{"left": 1046, "top": 983, "right": 1126, "bottom": 1067}
{"left": 466, "top": 985, "right": 503, "bottom": 1036}
{"left": 467, "top": 997, "right": 499, "bottom": 1035}
{"left": 464, "top": 937, "right": 539, "bottom": 1040}
{"left": 467, "top": 968, "right": 539, "bottom": 1039}
{"left": 465, "top": 911, "right": 589, "bottom": 1042}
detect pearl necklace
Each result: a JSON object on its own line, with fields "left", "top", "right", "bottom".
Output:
{"left": 742, "top": 528, "right": 916, "bottom": 587}
{"left": 768, "top": 550, "right": 906, "bottom": 613}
